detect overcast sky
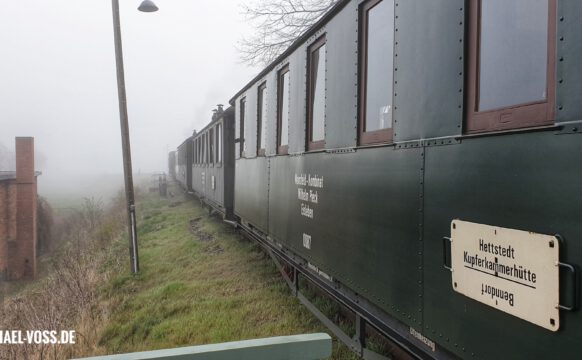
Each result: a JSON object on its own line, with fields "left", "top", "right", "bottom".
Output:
{"left": 0, "top": 0, "right": 259, "bottom": 196}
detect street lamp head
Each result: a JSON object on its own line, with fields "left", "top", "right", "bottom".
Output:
{"left": 138, "top": 0, "right": 158, "bottom": 12}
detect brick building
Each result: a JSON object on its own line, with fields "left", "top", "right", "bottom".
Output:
{"left": 0, "top": 137, "right": 39, "bottom": 280}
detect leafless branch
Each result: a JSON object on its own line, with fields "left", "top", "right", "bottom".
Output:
{"left": 238, "top": 0, "right": 338, "bottom": 66}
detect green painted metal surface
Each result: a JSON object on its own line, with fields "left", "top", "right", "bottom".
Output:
{"left": 268, "top": 147, "right": 423, "bottom": 327}
{"left": 74, "top": 333, "right": 332, "bottom": 360}
{"left": 265, "top": 70, "right": 279, "bottom": 156}
{"left": 556, "top": 0, "right": 582, "bottom": 122}
{"left": 229, "top": 0, "right": 582, "bottom": 358}
{"left": 393, "top": 0, "right": 464, "bottom": 141}
{"left": 423, "top": 130, "right": 582, "bottom": 359}
{"left": 324, "top": 0, "right": 358, "bottom": 149}
{"left": 287, "top": 45, "right": 308, "bottom": 155}
{"left": 234, "top": 157, "right": 269, "bottom": 233}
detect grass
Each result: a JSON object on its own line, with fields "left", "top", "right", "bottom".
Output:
{"left": 95, "top": 184, "right": 358, "bottom": 359}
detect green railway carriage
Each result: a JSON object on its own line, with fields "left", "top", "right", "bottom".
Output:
{"left": 226, "top": 0, "right": 582, "bottom": 358}
{"left": 176, "top": 136, "right": 193, "bottom": 191}
{"left": 190, "top": 106, "right": 236, "bottom": 219}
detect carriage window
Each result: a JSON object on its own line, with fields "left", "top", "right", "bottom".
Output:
{"left": 217, "top": 124, "right": 222, "bottom": 163}
{"left": 257, "top": 82, "right": 267, "bottom": 156}
{"left": 239, "top": 97, "right": 246, "bottom": 157}
{"left": 467, "top": 0, "right": 555, "bottom": 132}
{"left": 359, "top": 0, "right": 394, "bottom": 145}
{"left": 277, "top": 65, "right": 290, "bottom": 154}
{"left": 307, "top": 35, "right": 326, "bottom": 150}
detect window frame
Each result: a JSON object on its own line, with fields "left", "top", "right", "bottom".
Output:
{"left": 239, "top": 97, "right": 246, "bottom": 157}
{"left": 257, "top": 82, "right": 267, "bottom": 156}
{"left": 307, "top": 35, "right": 327, "bottom": 151}
{"left": 359, "top": 0, "right": 394, "bottom": 145}
{"left": 466, "top": 0, "right": 556, "bottom": 133}
{"left": 277, "top": 64, "right": 290, "bottom": 155}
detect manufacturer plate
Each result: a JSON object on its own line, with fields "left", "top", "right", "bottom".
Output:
{"left": 450, "top": 220, "right": 560, "bottom": 331}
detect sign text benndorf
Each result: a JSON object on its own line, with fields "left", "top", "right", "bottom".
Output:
{"left": 450, "top": 220, "right": 560, "bottom": 331}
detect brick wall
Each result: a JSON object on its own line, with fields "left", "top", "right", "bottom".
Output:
{"left": 0, "top": 182, "right": 17, "bottom": 277}
{"left": 0, "top": 137, "right": 37, "bottom": 280}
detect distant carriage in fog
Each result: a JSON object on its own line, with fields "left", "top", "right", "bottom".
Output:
{"left": 173, "top": 0, "right": 581, "bottom": 358}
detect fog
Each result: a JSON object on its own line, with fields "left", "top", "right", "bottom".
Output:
{"left": 0, "top": 0, "right": 260, "bottom": 203}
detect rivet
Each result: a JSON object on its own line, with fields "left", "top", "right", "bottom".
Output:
{"left": 560, "top": 36, "right": 564, "bottom": 41}
{"left": 560, "top": 16, "right": 564, "bottom": 21}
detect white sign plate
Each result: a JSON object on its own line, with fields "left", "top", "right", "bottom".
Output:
{"left": 450, "top": 220, "right": 560, "bottom": 331}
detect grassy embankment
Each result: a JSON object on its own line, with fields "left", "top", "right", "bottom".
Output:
{"left": 0, "top": 182, "right": 359, "bottom": 359}
{"left": 95, "top": 184, "right": 356, "bottom": 358}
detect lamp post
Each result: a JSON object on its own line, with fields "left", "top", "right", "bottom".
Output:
{"left": 111, "top": 0, "right": 158, "bottom": 274}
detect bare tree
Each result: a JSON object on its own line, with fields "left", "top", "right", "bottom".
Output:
{"left": 238, "top": 0, "right": 339, "bottom": 66}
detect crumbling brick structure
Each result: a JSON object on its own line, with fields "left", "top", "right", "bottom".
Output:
{"left": 0, "top": 137, "right": 39, "bottom": 280}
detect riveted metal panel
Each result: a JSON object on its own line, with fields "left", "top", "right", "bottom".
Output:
{"left": 288, "top": 44, "right": 308, "bottom": 154}
{"left": 324, "top": 0, "right": 358, "bottom": 149}
{"left": 556, "top": 0, "right": 582, "bottom": 122}
{"left": 393, "top": 0, "right": 464, "bottom": 141}
{"left": 423, "top": 130, "right": 582, "bottom": 359}
{"left": 268, "top": 148, "right": 422, "bottom": 326}
{"left": 234, "top": 157, "right": 269, "bottom": 233}
{"left": 234, "top": 95, "right": 243, "bottom": 160}
{"left": 223, "top": 108, "right": 236, "bottom": 218}
{"left": 265, "top": 69, "right": 279, "bottom": 156}
{"left": 243, "top": 83, "right": 259, "bottom": 158}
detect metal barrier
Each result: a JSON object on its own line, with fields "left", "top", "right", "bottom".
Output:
{"left": 74, "top": 333, "right": 332, "bottom": 360}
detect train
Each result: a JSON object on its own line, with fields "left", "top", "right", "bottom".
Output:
{"left": 171, "top": 0, "right": 581, "bottom": 359}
